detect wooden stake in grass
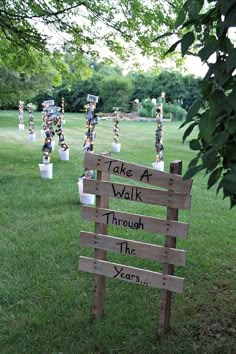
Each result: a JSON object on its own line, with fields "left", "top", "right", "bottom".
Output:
{"left": 83, "top": 101, "right": 98, "bottom": 153}
{"left": 155, "top": 92, "right": 165, "bottom": 164}
{"left": 158, "top": 160, "right": 182, "bottom": 336}
{"left": 27, "top": 103, "right": 35, "bottom": 137}
{"left": 113, "top": 107, "right": 120, "bottom": 144}
{"left": 41, "top": 101, "right": 56, "bottom": 164}
{"left": 18, "top": 100, "right": 24, "bottom": 128}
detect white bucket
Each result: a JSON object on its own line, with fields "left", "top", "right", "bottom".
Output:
{"left": 40, "top": 130, "right": 46, "bottom": 138}
{"left": 59, "top": 149, "right": 69, "bottom": 161}
{"left": 18, "top": 124, "right": 25, "bottom": 131}
{"left": 28, "top": 133, "right": 36, "bottom": 142}
{"left": 51, "top": 141, "right": 55, "bottom": 151}
{"left": 152, "top": 161, "right": 165, "bottom": 172}
{"left": 112, "top": 142, "right": 121, "bottom": 152}
{"left": 61, "top": 119, "right": 66, "bottom": 125}
{"left": 78, "top": 178, "right": 95, "bottom": 205}
{"left": 38, "top": 163, "right": 53, "bottom": 179}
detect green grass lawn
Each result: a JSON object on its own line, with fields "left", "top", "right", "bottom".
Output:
{"left": 0, "top": 110, "right": 235, "bottom": 354}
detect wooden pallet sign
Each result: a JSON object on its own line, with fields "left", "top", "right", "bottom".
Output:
{"left": 79, "top": 152, "right": 192, "bottom": 336}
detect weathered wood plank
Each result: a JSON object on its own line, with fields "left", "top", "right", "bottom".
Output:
{"left": 92, "top": 152, "right": 110, "bottom": 319}
{"left": 83, "top": 179, "right": 191, "bottom": 210}
{"left": 84, "top": 152, "right": 192, "bottom": 193}
{"left": 82, "top": 206, "right": 189, "bottom": 239}
{"left": 158, "top": 160, "right": 182, "bottom": 336}
{"left": 80, "top": 231, "right": 187, "bottom": 266}
{"left": 79, "top": 257, "right": 185, "bottom": 293}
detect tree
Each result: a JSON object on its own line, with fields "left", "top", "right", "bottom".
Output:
{"left": 128, "top": 72, "right": 154, "bottom": 102}
{"left": 0, "top": 1, "right": 185, "bottom": 107}
{"left": 100, "top": 75, "right": 133, "bottom": 112}
{"left": 159, "top": 0, "right": 236, "bottom": 208}
{"left": 0, "top": 1, "right": 183, "bottom": 63}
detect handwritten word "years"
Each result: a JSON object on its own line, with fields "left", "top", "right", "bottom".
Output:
{"left": 113, "top": 266, "right": 148, "bottom": 285}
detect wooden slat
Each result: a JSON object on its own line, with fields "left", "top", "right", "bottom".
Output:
{"left": 82, "top": 206, "right": 189, "bottom": 239}
{"left": 92, "top": 151, "right": 110, "bottom": 319}
{"left": 84, "top": 152, "right": 192, "bottom": 193}
{"left": 83, "top": 179, "right": 191, "bottom": 210}
{"left": 80, "top": 231, "right": 187, "bottom": 266}
{"left": 79, "top": 257, "right": 185, "bottom": 293}
{"left": 158, "top": 160, "right": 182, "bottom": 336}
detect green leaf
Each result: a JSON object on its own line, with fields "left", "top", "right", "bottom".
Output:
{"left": 182, "top": 121, "right": 198, "bottom": 141}
{"left": 230, "top": 195, "right": 236, "bottom": 209}
{"left": 226, "top": 48, "right": 236, "bottom": 73}
{"left": 183, "top": 164, "right": 204, "bottom": 180}
{"left": 199, "top": 114, "right": 216, "bottom": 143}
{"left": 189, "top": 139, "right": 201, "bottom": 150}
{"left": 225, "top": 6, "right": 236, "bottom": 27}
{"left": 165, "top": 40, "right": 181, "bottom": 55}
{"left": 222, "top": 170, "right": 236, "bottom": 194}
{"left": 198, "top": 36, "right": 218, "bottom": 61}
{"left": 188, "top": 155, "right": 200, "bottom": 169}
{"left": 175, "top": 7, "right": 187, "bottom": 28}
{"left": 181, "top": 32, "right": 195, "bottom": 56}
{"left": 228, "top": 86, "right": 236, "bottom": 111}
{"left": 207, "top": 167, "right": 222, "bottom": 189}
{"left": 187, "top": 0, "right": 204, "bottom": 18}
{"left": 202, "top": 148, "right": 220, "bottom": 171}
{"left": 212, "top": 129, "right": 229, "bottom": 147}
{"left": 184, "top": 98, "right": 202, "bottom": 124}
{"left": 220, "top": 0, "right": 236, "bottom": 15}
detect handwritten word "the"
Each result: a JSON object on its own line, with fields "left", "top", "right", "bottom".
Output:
{"left": 116, "top": 241, "right": 136, "bottom": 255}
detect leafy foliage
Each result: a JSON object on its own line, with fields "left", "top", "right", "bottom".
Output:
{"left": 163, "top": 0, "right": 236, "bottom": 208}
{"left": 0, "top": 1, "right": 182, "bottom": 61}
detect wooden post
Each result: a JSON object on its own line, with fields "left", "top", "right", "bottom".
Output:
{"left": 158, "top": 160, "right": 182, "bottom": 336}
{"left": 92, "top": 153, "right": 110, "bottom": 319}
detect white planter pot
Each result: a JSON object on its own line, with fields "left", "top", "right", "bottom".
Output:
{"left": 18, "top": 124, "right": 25, "bottom": 131}
{"left": 59, "top": 149, "right": 69, "bottom": 161}
{"left": 112, "top": 142, "right": 121, "bottom": 152}
{"left": 40, "top": 130, "right": 46, "bottom": 138}
{"left": 78, "top": 178, "right": 95, "bottom": 205}
{"left": 28, "top": 133, "right": 36, "bottom": 142}
{"left": 152, "top": 161, "right": 165, "bottom": 172}
{"left": 38, "top": 163, "right": 53, "bottom": 179}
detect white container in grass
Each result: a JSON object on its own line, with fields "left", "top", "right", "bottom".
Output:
{"left": 38, "top": 163, "right": 53, "bottom": 179}
{"left": 59, "top": 148, "right": 69, "bottom": 161}
{"left": 61, "top": 119, "right": 66, "bottom": 125}
{"left": 40, "top": 130, "right": 46, "bottom": 138}
{"left": 51, "top": 141, "right": 55, "bottom": 151}
{"left": 18, "top": 124, "right": 25, "bottom": 131}
{"left": 28, "top": 133, "right": 36, "bottom": 142}
{"left": 112, "top": 142, "right": 121, "bottom": 152}
{"left": 78, "top": 178, "right": 95, "bottom": 205}
{"left": 152, "top": 161, "right": 165, "bottom": 172}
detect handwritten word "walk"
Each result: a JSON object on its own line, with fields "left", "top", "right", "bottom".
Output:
{"left": 112, "top": 184, "right": 142, "bottom": 201}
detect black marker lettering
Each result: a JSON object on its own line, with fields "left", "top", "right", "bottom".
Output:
{"left": 140, "top": 169, "right": 152, "bottom": 182}
{"left": 113, "top": 266, "right": 123, "bottom": 278}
